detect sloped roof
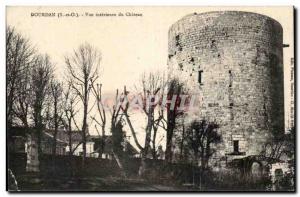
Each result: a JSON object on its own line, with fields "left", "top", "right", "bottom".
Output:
{"left": 43, "top": 132, "right": 67, "bottom": 144}
{"left": 91, "top": 135, "right": 139, "bottom": 155}
{"left": 7, "top": 126, "right": 29, "bottom": 138}
{"left": 8, "top": 127, "right": 67, "bottom": 145}
{"left": 8, "top": 127, "right": 139, "bottom": 155}
{"left": 45, "top": 129, "right": 93, "bottom": 143}
{"left": 8, "top": 127, "right": 85, "bottom": 144}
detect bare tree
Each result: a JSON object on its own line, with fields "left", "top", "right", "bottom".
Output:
{"left": 260, "top": 128, "right": 295, "bottom": 165}
{"left": 89, "top": 82, "right": 128, "bottom": 176}
{"left": 139, "top": 72, "right": 164, "bottom": 169}
{"left": 6, "top": 26, "right": 35, "bottom": 128}
{"left": 110, "top": 88, "right": 127, "bottom": 177}
{"left": 146, "top": 77, "right": 187, "bottom": 162}
{"left": 65, "top": 43, "right": 100, "bottom": 166}
{"left": 151, "top": 106, "right": 165, "bottom": 160}
{"left": 62, "top": 82, "right": 82, "bottom": 157}
{"left": 123, "top": 72, "right": 165, "bottom": 177}
{"left": 30, "top": 54, "right": 53, "bottom": 157}
{"left": 49, "top": 79, "right": 64, "bottom": 157}
{"left": 185, "top": 120, "right": 221, "bottom": 169}
{"left": 179, "top": 116, "right": 187, "bottom": 161}
{"left": 91, "top": 83, "right": 106, "bottom": 157}
{"left": 163, "top": 78, "right": 185, "bottom": 162}
{"left": 61, "top": 83, "right": 83, "bottom": 175}
{"left": 13, "top": 64, "right": 32, "bottom": 128}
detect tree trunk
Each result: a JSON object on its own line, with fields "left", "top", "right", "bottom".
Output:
{"left": 139, "top": 116, "right": 152, "bottom": 177}
{"left": 34, "top": 105, "right": 43, "bottom": 158}
{"left": 100, "top": 125, "right": 105, "bottom": 158}
{"left": 112, "top": 151, "right": 126, "bottom": 178}
{"left": 68, "top": 119, "right": 73, "bottom": 157}
{"left": 36, "top": 126, "right": 43, "bottom": 158}
{"left": 165, "top": 135, "right": 173, "bottom": 162}
{"left": 165, "top": 112, "right": 175, "bottom": 162}
{"left": 52, "top": 137, "right": 57, "bottom": 156}
{"left": 81, "top": 78, "right": 89, "bottom": 167}
{"left": 67, "top": 119, "right": 75, "bottom": 176}
{"left": 7, "top": 79, "right": 15, "bottom": 129}
{"left": 179, "top": 122, "right": 185, "bottom": 160}
{"left": 52, "top": 100, "right": 58, "bottom": 172}
{"left": 139, "top": 150, "right": 147, "bottom": 177}
{"left": 152, "top": 127, "right": 157, "bottom": 160}
{"left": 82, "top": 131, "right": 86, "bottom": 166}
{"left": 203, "top": 142, "right": 211, "bottom": 170}
{"left": 26, "top": 134, "right": 40, "bottom": 172}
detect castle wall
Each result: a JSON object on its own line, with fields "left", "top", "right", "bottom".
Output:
{"left": 168, "top": 11, "right": 284, "bottom": 158}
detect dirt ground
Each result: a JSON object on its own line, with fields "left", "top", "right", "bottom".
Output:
{"left": 11, "top": 174, "right": 192, "bottom": 191}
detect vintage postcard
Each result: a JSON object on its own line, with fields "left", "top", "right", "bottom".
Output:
{"left": 6, "top": 6, "right": 295, "bottom": 192}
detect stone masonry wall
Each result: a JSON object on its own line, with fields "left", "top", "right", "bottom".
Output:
{"left": 168, "top": 11, "right": 284, "bottom": 160}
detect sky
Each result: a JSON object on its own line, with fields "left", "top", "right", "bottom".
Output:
{"left": 6, "top": 6, "right": 294, "bottom": 150}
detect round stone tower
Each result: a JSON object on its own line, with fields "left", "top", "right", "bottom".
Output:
{"left": 168, "top": 11, "right": 284, "bottom": 159}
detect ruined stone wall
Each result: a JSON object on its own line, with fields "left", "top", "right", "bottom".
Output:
{"left": 168, "top": 11, "right": 284, "bottom": 159}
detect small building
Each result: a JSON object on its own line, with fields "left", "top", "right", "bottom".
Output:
{"left": 8, "top": 127, "right": 67, "bottom": 155}
{"left": 8, "top": 127, "right": 139, "bottom": 159}
{"left": 8, "top": 127, "right": 27, "bottom": 154}
{"left": 47, "top": 129, "right": 95, "bottom": 157}
{"left": 91, "top": 135, "right": 139, "bottom": 159}
{"left": 39, "top": 132, "right": 67, "bottom": 155}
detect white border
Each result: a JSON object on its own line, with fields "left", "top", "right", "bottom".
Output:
{"left": 1, "top": 0, "right": 298, "bottom": 196}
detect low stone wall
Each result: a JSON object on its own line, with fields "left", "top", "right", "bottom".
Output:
{"left": 8, "top": 153, "right": 199, "bottom": 183}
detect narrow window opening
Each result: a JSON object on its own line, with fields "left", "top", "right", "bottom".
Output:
{"left": 175, "top": 35, "right": 180, "bottom": 46}
{"left": 233, "top": 140, "right": 239, "bottom": 153}
{"left": 229, "top": 70, "right": 233, "bottom": 87}
{"left": 198, "top": 70, "right": 203, "bottom": 85}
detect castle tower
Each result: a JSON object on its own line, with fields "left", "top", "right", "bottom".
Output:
{"left": 168, "top": 11, "right": 284, "bottom": 159}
